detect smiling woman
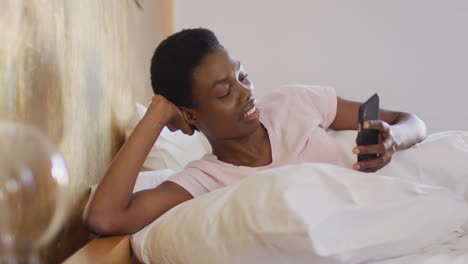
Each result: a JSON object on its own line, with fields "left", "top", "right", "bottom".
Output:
{"left": 84, "top": 28, "right": 427, "bottom": 236}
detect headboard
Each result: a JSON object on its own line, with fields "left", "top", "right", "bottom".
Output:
{"left": 0, "top": 0, "right": 172, "bottom": 262}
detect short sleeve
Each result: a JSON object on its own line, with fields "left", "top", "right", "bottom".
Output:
{"left": 166, "top": 168, "right": 221, "bottom": 197}
{"left": 298, "top": 85, "right": 337, "bottom": 128}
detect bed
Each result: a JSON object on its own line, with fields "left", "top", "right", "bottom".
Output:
{"left": 66, "top": 233, "right": 468, "bottom": 263}
{"left": 66, "top": 104, "right": 468, "bottom": 264}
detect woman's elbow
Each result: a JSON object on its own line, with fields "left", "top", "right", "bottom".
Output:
{"left": 84, "top": 207, "right": 120, "bottom": 235}
{"left": 412, "top": 113, "right": 427, "bottom": 141}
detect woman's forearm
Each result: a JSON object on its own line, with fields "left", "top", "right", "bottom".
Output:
{"left": 391, "top": 112, "right": 427, "bottom": 151}
{"left": 86, "top": 99, "right": 170, "bottom": 227}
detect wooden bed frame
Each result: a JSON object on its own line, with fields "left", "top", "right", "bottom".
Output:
{"left": 0, "top": 1, "right": 175, "bottom": 261}
{"left": 64, "top": 235, "right": 137, "bottom": 264}
{"left": 63, "top": 189, "right": 142, "bottom": 264}
{"left": 1, "top": 1, "right": 173, "bottom": 262}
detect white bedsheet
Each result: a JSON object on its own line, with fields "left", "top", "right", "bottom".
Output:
{"left": 132, "top": 131, "right": 468, "bottom": 264}
{"left": 330, "top": 130, "right": 468, "bottom": 202}
{"left": 373, "top": 231, "right": 468, "bottom": 264}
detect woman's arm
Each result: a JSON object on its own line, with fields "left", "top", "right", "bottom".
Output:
{"left": 330, "top": 97, "right": 427, "bottom": 172}
{"left": 85, "top": 95, "right": 194, "bottom": 235}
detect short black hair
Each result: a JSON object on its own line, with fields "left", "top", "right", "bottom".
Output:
{"left": 150, "top": 28, "right": 223, "bottom": 108}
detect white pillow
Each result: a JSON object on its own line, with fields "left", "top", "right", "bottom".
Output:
{"left": 124, "top": 103, "right": 211, "bottom": 171}
{"left": 131, "top": 163, "right": 468, "bottom": 264}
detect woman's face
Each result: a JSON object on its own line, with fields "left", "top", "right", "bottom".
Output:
{"left": 185, "top": 48, "right": 260, "bottom": 141}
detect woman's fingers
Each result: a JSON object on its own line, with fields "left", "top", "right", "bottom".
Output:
{"left": 354, "top": 143, "right": 385, "bottom": 155}
{"left": 364, "top": 120, "right": 390, "bottom": 132}
{"left": 353, "top": 120, "right": 396, "bottom": 172}
{"left": 150, "top": 95, "right": 195, "bottom": 135}
{"left": 175, "top": 107, "right": 195, "bottom": 135}
{"left": 354, "top": 151, "right": 392, "bottom": 172}
{"left": 354, "top": 156, "right": 385, "bottom": 171}
{"left": 180, "top": 123, "right": 195, "bottom": 135}
{"left": 354, "top": 138, "right": 395, "bottom": 155}
{"left": 353, "top": 140, "right": 395, "bottom": 172}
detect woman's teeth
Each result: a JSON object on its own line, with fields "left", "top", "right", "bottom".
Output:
{"left": 244, "top": 106, "right": 257, "bottom": 118}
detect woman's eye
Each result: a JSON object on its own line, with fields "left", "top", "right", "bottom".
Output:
{"left": 219, "top": 87, "right": 231, "bottom": 98}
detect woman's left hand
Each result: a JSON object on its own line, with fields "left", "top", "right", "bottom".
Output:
{"left": 352, "top": 120, "right": 397, "bottom": 172}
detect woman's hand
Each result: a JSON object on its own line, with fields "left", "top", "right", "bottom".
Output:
{"left": 148, "top": 95, "right": 194, "bottom": 135}
{"left": 330, "top": 96, "right": 426, "bottom": 172}
{"left": 352, "top": 120, "right": 397, "bottom": 172}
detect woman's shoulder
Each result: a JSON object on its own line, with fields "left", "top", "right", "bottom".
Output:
{"left": 259, "top": 84, "right": 336, "bottom": 107}
{"left": 257, "top": 84, "right": 338, "bottom": 141}
{"left": 166, "top": 163, "right": 220, "bottom": 197}
{"left": 168, "top": 154, "right": 254, "bottom": 197}
{"left": 258, "top": 84, "right": 336, "bottom": 118}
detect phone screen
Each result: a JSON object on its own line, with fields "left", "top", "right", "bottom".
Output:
{"left": 357, "top": 93, "right": 380, "bottom": 162}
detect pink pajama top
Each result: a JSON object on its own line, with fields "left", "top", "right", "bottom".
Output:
{"left": 168, "top": 85, "right": 352, "bottom": 197}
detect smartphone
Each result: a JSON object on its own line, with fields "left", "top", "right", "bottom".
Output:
{"left": 356, "top": 93, "right": 380, "bottom": 162}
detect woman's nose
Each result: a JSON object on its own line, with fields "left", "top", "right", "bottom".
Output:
{"left": 238, "top": 83, "right": 253, "bottom": 104}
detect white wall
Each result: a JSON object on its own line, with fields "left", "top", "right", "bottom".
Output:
{"left": 173, "top": 0, "right": 468, "bottom": 132}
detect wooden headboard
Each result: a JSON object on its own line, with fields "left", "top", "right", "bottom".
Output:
{"left": 0, "top": 0, "right": 172, "bottom": 262}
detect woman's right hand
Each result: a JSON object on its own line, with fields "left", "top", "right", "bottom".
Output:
{"left": 148, "top": 95, "right": 194, "bottom": 135}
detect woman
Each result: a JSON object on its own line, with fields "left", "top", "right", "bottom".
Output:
{"left": 85, "top": 28, "right": 426, "bottom": 235}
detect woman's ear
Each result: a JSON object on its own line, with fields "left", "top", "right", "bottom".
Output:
{"left": 180, "top": 107, "right": 198, "bottom": 127}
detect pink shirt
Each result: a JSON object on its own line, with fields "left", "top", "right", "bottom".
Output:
{"left": 168, "top": 85, "right": 351, "bottom": 197}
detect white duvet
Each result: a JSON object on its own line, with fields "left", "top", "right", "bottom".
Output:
{"left": 132, "top": 131, "right": 468, "bottom": 264}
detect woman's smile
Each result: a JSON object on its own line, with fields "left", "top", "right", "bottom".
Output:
{"left": 243, "top": 105, "right": 259, "bottom": 120}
